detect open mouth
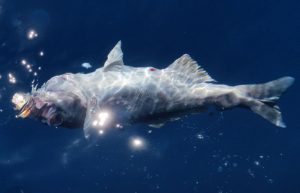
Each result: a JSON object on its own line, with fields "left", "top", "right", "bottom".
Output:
{"left": 12, "top": 93, "right": 57, "bottom": 121}
{"left": 12, "top": 92, "right": 64, "bottom": 127}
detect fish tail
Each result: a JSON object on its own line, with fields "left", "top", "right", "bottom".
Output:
{"left": 236, "top": 76, "right": 295, "bottom": 127}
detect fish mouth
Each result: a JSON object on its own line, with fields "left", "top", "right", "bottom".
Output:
{"left": 12, "top": 92, "right": 58, "bottom": 120}
{"left": 19, "top": 103, "right": 33, "bottom": 118}
{"left": 12, "top": 92, "right": 63, "bottom": 127}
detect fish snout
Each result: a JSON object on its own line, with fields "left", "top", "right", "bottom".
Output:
{"left": 12, "top": 92, "right": 52, "bottom": 120}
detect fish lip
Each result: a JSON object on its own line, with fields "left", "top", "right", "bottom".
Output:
{"left": 18, "top": 97, "right": 46, "bottom": 118}
{"left": 17, "top": 96, "right": 52, "bottom": 119}
{"left": 18, "top": 97, "right": 34, "bottom": 118}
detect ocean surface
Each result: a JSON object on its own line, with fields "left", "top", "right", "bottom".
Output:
{"left": 0, "top": 0, "right": 299, "bottom": 193}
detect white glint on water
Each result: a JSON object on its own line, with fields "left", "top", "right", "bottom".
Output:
{"left": 8, "top": 73, "right": 16, "bottom": 84}
{"left": 18, "top": 58, "right": 42, "bottom": 80}
{"left": 91, "top": 110, "right": 113, "bottom": 135}
{"left": 98, "top": 130, "right": 104, "bottom": 135}
{"left": 98, "top": 111, "right": 110, "bottom": 126}
{"left": 197, "top": 133, "right": 204, "bottom": 140}
{"left": 27, "top": 29, "right": 38, "bottom": 40}
{"left": 116, "top": 123, "right": 123, "bottom": 128}
{"left": 82, "top": 63, "right": 92, "bottom": 69}
{"left": 130, "top": 137, "right": 146, "bottom": 150}
{"left": 134, "top": 138, "right": 142, "bottom": 146}
{"left": 254, "top": 161, "right": 260, "bottom": 166}
{"left": 92, "top": 120, "right": 98, "bottom": 126}
{"left": 21, "top": 59, "right": 27, "bottom": 65}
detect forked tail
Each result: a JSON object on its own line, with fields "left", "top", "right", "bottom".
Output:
{"left": 236, "top": 76, "right": 295, "bottom": 127}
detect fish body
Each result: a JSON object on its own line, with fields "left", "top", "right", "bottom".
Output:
{"left": 12, "top": 41, "right": 294, "bottom": 138}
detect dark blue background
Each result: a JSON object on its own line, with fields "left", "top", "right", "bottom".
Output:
{"left": 0, "top": 0, "right": 299, "bottom": 193}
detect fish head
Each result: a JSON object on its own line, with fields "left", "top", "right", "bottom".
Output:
{"left": 12, "top": 90, "right": 86, "bottom": 128}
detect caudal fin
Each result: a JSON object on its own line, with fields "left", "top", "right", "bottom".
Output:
{"left": 236, "top": 76, "right": 295, "bottom": 128}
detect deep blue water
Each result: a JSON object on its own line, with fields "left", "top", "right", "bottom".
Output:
{"left": 0, "top": 0, "right": 299, "bottom": 193}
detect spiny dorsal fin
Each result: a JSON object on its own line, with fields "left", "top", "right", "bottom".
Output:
{"left": 167, "top": 54, "right": 215, "bottom": 83}
{"left": 103, "top": 41, "right": 124, "bottom": 71}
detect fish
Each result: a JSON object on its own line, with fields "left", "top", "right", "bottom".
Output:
{"left": 12, "top": 41, "right": 294, "bottom": 138}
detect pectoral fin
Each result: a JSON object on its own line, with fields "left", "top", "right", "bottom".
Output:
{"left": 83, "top": 97, "right": 101, "bottom": 139}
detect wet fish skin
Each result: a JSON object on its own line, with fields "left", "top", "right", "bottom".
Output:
{"left": 13, "top": 41, "right": 294, "bottom": 138}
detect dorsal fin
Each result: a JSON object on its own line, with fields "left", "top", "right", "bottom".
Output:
{"left": 166, "top": 54, "right": 215, "bottom": 83}
{"left": 103, "top": 41, "right": 124, "bottom": 71}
